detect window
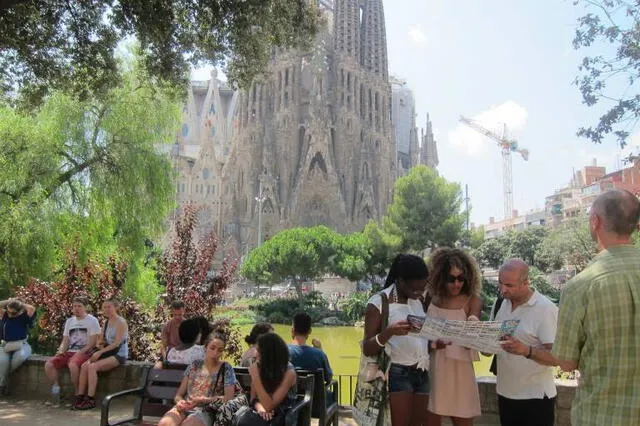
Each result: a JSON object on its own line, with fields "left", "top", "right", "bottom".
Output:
{"left": 181, "top": 123, "right": 189, "bottom": 137}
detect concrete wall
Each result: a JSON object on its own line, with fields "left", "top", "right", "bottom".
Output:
{"left": 476, "top": 377, "right": 576, "bottom": 426}
{"left": 8, "top": 356, "right": 147, "bottom": 401}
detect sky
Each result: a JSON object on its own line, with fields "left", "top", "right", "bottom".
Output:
{"left": 192, "top": 0, "right": 638, "bottom": 226}
{"left": 382, "top": 0, "right": 638, "bottom": 225}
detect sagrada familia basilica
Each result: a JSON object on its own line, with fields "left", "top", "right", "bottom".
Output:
{"left": 171, "top": 0, "right": 437, "bottom": 253}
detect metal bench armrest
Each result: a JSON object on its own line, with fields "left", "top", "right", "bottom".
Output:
{"left": 100, "top": 386, "right": 145, "bottom": 426}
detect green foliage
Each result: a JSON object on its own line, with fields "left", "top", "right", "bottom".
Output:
{"left": 385, "top": 165, "right": 465, "bottom": 251}
{"left": 1, "top": 0, "right": 321, "bottom": 108}
{"left": 479, "top": 278, "right": 500, "bottom": 320}
{"left": 0, "top": 63, "right": 178, "bottom": 293}
{"left": 337, "top": 292, "right": 370, "bottom": 323}
{"left": 474, "top": 238, "right": 508, "bottom": 270}
{"left": 332, "top": 232, "right": 370, "bottom": 282}
{"left": 241, "top": 226, "right": 367, "bottom": 291}
{"left": 475, "top": 226, "right": 548, "bottom": 270}
{"left": 538, "top": 218, "right": 596, "bottom": 273}
{"left": 362, "top": 221, "right": 402, "bottom": 280}
{"left": 529, "top": 266, "right": 560, "bottom": 302}
{"left": 254, "top": 291, "right": 331, "bottom": 324}
{"left": 572, "top": 1, "right": 640, "bottom": 148}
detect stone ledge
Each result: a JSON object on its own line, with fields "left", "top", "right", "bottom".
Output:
{"left": 9, "top": 355, "right": 150, "bottom": 401}
{"left": 476, "top": 376, "right": 576, "bottom": 426}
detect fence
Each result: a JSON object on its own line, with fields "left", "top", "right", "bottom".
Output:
{"left": 335, "top": 374, "right": 358, "bottom": 406}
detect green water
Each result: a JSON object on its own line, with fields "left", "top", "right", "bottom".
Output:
{"left": 238, "top": 324, "right": 493, "bottom": 376}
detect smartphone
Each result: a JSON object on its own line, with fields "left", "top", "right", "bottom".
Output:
{"left": 407, "top": 314, "right": 426, "bottom": 332}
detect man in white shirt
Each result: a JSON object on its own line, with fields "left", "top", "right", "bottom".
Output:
{"left": 493, "top": 259, "right": 558, "bottom": 426}
{"left": 44, "top": 296, "right": 101, "bottom": 405}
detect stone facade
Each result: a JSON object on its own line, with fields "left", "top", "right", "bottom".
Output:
{"left": 171, "top": 0, "right": 397, "bottom": 252}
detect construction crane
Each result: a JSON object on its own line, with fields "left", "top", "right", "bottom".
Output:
{"left": 459, "top": 116, "right": 529, "bottom": 220}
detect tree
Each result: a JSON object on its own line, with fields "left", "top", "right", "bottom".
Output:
{"left": 0, "top": 0, "right": 321, "bottom": 107}
{"left": 385, "top": 165, "right": 466, "bottom": 251}
{"left": 0, "top": 63, "right": 178, "bottom": 292}
{"left": 529, "top": 266, "right": 560, "bottom": 302}
{"left": 538, "top": 218, "right": 597, "bottom": 273}
{"left": 474, "top": 237, "right": 508, "bottom": 270}
{"left": 241, "top": 226, "right": 341, "bottom": 294}
{"left": 572, "top": 0, "right": 640, "bottom": 148}
{"left": 505, "top": 226, "right": 548, "bottom": 269}
{"left": 361, "top": 221, "right": 402, "bottom": 281}
{"left": 157, "top": 203, "right": 238, "bottom": 318}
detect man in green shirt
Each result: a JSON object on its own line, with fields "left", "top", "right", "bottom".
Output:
{"left": 553, "top": 189, "right": 640, "bottom": 425}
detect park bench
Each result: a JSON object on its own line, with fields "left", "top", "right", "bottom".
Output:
{"left": 295, "top": 369, "right": 339, "bottom": 426}
{"left": 100, "top": 365, "right": 314, "bottom": 426}
{"left": 233, "top": 366, "right": 315, "bottom": 426}
{"left": 100, "top": 365, "right": 184, "bottom": 426}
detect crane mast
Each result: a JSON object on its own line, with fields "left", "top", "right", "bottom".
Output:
{"left": 460, "top": 116, "right": 529, "bottom": 220}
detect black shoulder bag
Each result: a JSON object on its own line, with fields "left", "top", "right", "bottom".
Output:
{"left": 489, "top": 296, "right": 504, "bottom": 376}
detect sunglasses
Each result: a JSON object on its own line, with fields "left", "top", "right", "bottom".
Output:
{"left": 6, "top": 309, "right": 18, "bottom": 316}
{"left": 446, "top": 275, "right": 466, "bottom": 284}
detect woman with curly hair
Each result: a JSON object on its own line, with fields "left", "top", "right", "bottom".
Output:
{"left": 426, "top": 247, "right": 483, "bottom": 426}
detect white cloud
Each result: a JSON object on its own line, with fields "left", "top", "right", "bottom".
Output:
{"left": 407, "top": 26, "right": 428, "bottom": 46}
{"left": 448, "top": 101, "right": 529, "bottom": 156}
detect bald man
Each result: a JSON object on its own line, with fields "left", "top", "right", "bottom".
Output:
{"left": 553, "top": 189, "right": 640, "bottom": 426}
{"left": 493, "top": 258, "right": 559, "bottom": 426}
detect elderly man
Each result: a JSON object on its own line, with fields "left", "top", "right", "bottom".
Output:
{"left": 494, "top": 259, "right": 558, "bottom": 426}
{"left": 553, "top": 189, "right": 640, "bottom": 426}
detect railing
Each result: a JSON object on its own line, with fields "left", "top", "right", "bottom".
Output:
{"left": 335, "top": 374, "right": 358, "bottom": 406}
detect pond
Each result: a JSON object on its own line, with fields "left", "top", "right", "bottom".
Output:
{"left": 238, "top": 324, "right": 493, "bottom": 377}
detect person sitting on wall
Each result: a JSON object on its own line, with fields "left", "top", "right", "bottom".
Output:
{"left": 0, "top": 298, "right": 37, "bottom": 396}
{"left": 44, "top": 296, "right": 101, "bottom": 406}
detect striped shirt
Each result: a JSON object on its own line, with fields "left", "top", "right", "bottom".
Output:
{"left": 553, "top": 245, "right": 640, "bottom": 425}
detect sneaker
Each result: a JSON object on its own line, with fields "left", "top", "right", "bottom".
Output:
{"left": 76, "top": 396, "right": 96, "bottom": 410}
{"left": 72, "top": 395, "right": 85, "bottom": 410}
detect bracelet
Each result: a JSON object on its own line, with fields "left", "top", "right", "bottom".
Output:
{"left": 374, "top": 334, "right": 385, "bottom": 347}
{"left": 525, "top": 346, "right": 533, "bottom": 359}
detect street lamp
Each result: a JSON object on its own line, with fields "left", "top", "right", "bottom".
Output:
{"left": 255, "top": 179, "right": 265, "bottom": 247}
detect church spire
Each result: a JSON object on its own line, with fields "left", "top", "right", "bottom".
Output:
{"left": 334, "top": 0, "right": 360, "bottom": 59}
{"left": 360, "top": 0, "right": 388, "bottom": 78}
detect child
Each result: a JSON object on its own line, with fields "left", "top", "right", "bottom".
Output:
{"left": 158, "top": 331, "right": 247, "bottom": 426}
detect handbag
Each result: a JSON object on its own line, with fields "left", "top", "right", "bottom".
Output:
{"left": 232, "top": 405, "right": 286, "bottom": 426}
{"left": 2, "top": 340, "right": 24, "bottom": 353}
{"left": 352, "top": 290, "right": 391, "bottom": 426}
{"left": 95, "top": 319, "right": 122, "bottom": 359}
{"left": 489, "top": 296, "right": 504, "bottom": 376}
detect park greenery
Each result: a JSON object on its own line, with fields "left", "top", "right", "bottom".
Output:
{"left": 0, "top": 62, "right": 179, "bottom": 298}
{"left": 0, "top": 0, "right": 321, "bottom": 108}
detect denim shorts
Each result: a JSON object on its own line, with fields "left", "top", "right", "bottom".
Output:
{"left": 388, "top": 363, "right": 429, "bottom": 395}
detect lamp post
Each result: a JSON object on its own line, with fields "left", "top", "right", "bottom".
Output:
{"left": 255, "top": 179, "right": 265, "bottom": 247}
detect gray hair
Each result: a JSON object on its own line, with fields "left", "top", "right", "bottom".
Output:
{"left": 592, "top": 189, "right": 640, "bottom": 236}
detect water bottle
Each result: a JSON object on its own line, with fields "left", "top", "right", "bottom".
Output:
{"left": 51, "top": 384, "right": 61, "bottom": 406}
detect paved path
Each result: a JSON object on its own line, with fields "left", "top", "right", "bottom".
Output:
{"left": 0, "top": 397, "right": 499, "bottom": 425}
